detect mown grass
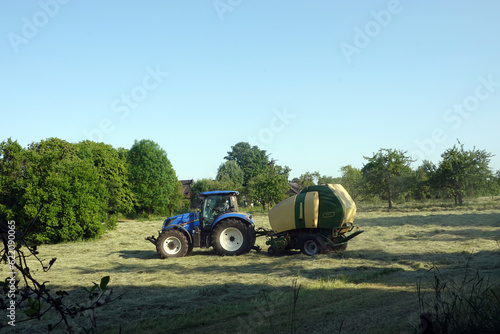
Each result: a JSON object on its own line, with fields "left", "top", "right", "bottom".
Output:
{"left": 6, "top": 204, "right": 500, "bottom": 333}
{"left": 357, "top": 196, "right": 500, "bottom": 212}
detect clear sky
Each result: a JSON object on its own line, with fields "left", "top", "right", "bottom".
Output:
{"left": 1, "top": 0, "right": 499, "bottom": 181}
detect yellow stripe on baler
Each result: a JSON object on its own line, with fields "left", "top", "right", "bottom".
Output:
{"left": 304, "top": 191, "right": 319, "bottom": 228}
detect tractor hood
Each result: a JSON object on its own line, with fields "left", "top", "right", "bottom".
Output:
{"left": 162, "top": 212, "right": 199, "bottom": 230}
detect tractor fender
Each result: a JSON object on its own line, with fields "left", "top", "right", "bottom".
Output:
{"left": 162, "top": 225, "right": 193, "bottom": 245}
{"left": 211, "top": 213, "right": 254, "bottom": 230}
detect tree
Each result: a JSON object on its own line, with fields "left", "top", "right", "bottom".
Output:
{"left": 362, "top": 148, "right": 413, "bottom": 209}
{"left": 190, "top": 178, "right": 223, "bottom": 208}
{"left": 409, "top": 161, "right": 434, "bottom": 200}
{"left": 428, "top": 143, "right": 494, "bottom": 205}
{"left": 292, "top": 171, "right": 320, "bottom": 188}
{"left": 292, "top": 172, "right": 341, "bottom": 189}
{"left": 493, "top": 170, "right": 500, "bottom": 197}
{"left": 167, "top": 181, "right": 189, "bottom": 216}
{"left": 340, "top": 165, "right": 362, "bottom": 201}
{"left": 0, "top": 138, "right": 113, "bottom": 243}
{"left": 317, "top": 175, "right": 341, "bottom": 185}
{"left": 78, "top": 141, "right": 134, "bottom": 217}
{"left": 247, "top": 163, "right": 290, "bottom": 210}
{"left": 127, "top": 139, "right": 178, "bottom": 215}
{"left": 216, "top": 160, "right": 244, "bottom": 191}
{"left": 224, "top": 142, "right": 268, "bottom": 186}
{"left": 0, "top": 138, "right": 26, "bottom": 222}
{"left": 485, "top": 174, "right": 500, "bottom": 198}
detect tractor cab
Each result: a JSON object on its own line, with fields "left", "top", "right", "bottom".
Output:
{"left": 200, "top": 191, "right": 239, "bottom": 228}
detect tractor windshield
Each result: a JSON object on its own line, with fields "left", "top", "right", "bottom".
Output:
{"left": 202, "top": 194, "right": 238, "bottom": 227}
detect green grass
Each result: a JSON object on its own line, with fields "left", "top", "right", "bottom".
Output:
{"left": 357, "top": 196, "right": 500, "bottom": 212}
{"left": 6, "top": 206, "right": 500, "bottom": 333}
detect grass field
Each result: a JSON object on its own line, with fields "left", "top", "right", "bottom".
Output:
{"left": 8, "top": 204, "right": 500, "bottom": 333}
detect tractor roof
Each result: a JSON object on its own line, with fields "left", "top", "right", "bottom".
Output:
{"left": 200, "top": 190, "right": 239, "bottom": 196}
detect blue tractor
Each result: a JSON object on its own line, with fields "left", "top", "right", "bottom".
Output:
{"left": 146, "top": 191, "right": 256, "bottom": 258}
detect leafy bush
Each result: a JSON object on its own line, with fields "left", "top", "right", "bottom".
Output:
{"left": 0, "top": 138, "right": 127, "bottom": 243}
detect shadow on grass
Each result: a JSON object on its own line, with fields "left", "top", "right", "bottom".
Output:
{"left": 111, "top": 249, "right": 160, "bottom": 260}
{"left": 72, "top": 247, "right": 500, "bottom": 294}
{"left": 8, "top": 280, "right": 420, "bottom": 334}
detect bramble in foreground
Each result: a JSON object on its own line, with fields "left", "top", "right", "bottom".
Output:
{"left": 146, "top": 184, "right": 363, "bottom": 257}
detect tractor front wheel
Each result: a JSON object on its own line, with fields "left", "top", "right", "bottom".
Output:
{"left": 156, "top": 229, "right": 190, "bottom": 258}
{"left": 212, "top": 219, "right": 254, "bottom": 256}
{"left": 300, "top": 235, "right": 325, "bottom": 256}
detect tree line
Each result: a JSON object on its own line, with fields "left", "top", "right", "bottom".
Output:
{"left": 1, "top": 138, "right": 498, "bottom": 244}
{"left": 190, "top": 141, "right": 499, "bottom": 210}
{"left": 0, "top": 138, "right": 182, "bottom": 244}
{"left": 298, "top": 144, "right": 498, "bottom": 209}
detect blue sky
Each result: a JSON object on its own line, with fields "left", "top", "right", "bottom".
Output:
{"left": 1, "top": 0, "right": 499, "bottom": 181}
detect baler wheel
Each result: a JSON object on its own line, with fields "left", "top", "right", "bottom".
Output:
{"left": 267, "top": 246, "right": 276, "bottom": 255}
{"left": 157, "top": 229, "right": 190, "bottom": 258}
{"left": 300, "top": 235, "right": 325, "bottom": 256}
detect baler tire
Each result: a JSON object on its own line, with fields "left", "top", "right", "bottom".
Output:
{"left": 156, "top": 229, "right": 190, "bottom": 258}
{"left": 212, "top": 219, "right": 254, "bottom": 256}
{"left": 267, "top": 246, "right": 276, "bottom": 255}
{"left": 300, "top": 235, "right": 325, "bottom": 256}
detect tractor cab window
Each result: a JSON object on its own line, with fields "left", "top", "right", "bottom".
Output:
{"left": 202, "top": 195, "right": 222, "bottom": 227}
{"left": 217, "top": 194, "right": 238, "bottom": 213}
{"left": 202, "top": 194, "right": 238, "bottom": 228}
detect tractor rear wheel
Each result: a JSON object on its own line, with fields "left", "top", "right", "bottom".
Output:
{"left": 212, "top": 219, "right": 254, "bottom": 256}
{"left": 300, "top": 235, "right": 325, "bottom": 256}
{"left": 157, "top": 229, "right": 190, "bottom": 258}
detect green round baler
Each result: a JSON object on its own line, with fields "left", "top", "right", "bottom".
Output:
{"left": 265, "top": 184, "right": 363, "bottom": 255}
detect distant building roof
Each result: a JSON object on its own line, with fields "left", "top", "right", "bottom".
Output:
{"left": 287, "top": 182, "right": 302, "bottom": 196}
{"left": 180, "top": 179, "right": 194, "bottom": 196}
